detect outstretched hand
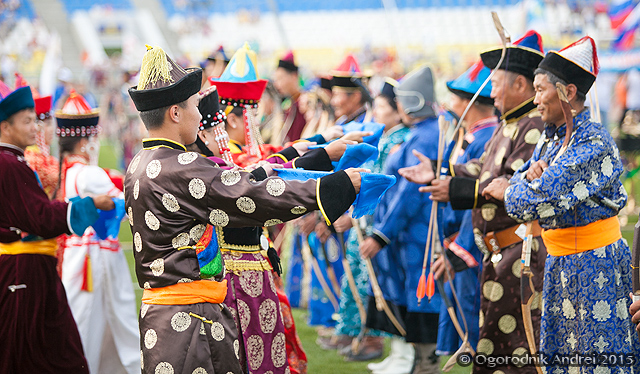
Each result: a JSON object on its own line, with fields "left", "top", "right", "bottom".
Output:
{"left": 325, "top": 139, "right": 357, "bottom": 161}
{"left": 341, "top": 131, "right": 374, "bottom": 143}
{"left": 399, "top": 150, "right": 435, "bottom": 185}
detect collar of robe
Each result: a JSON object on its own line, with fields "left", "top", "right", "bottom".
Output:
{"left": 142, "top": 138, "right": 187, "bottom": 151}
{"left": 500, "top": 97, "right": 536, "bottom": 123}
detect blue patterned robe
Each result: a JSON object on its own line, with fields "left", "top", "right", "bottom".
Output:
{"left": 505, "top": 108, "right": 640, "bottom": 373}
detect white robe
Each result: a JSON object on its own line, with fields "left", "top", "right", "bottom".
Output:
{"left": 61, "top": 162, "right": 140, "bottom": 374}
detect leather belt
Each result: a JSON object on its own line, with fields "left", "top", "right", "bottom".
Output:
{"left": 484, "top": 220, "right": 542, "bottom": 253}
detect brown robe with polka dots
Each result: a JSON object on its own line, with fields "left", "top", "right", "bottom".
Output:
{"left": 450, "top": 99, "right": 547, "bottom": 374}
{"left": 124, "top": 139, "right": 355, "bottom": 374}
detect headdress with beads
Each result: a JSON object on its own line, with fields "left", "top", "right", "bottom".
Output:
{"left": 211, "top": 43, "right": 268, "bottom": 158}
{"left": 55, "top": 90, "right": 100, "bottom": 138}
{"left": 195, "top": 87, "right": 233, "bottom": 163}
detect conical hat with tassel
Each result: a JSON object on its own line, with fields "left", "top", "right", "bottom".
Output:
{"left": 128, "top": 45, "right": 203, "bottom": 112}
{"left": 538, "top": 36, "right": 599, "bottom": 95}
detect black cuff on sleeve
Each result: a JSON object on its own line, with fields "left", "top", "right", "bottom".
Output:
{"left": 449, "top": 177, "right": 477, "bottom": 210}
{"left": 276, "top": 146, "right": 300, "bottom": 161}
{"left": 317, "top": 170, "right": 357, "bottom": 224}
{"left": 370, "top": 233, "right": 388, "bottom": 249}
{"left": 445, "top": 248, "right": 470, "bottom": 273}
{"left": 293, "top": 148, "right": 333, "bottom": 171}
{"left": 250, "top": 168, "right": 268, "bottom": 181}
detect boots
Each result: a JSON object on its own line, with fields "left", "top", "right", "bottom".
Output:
{"left": 410, "top": 343, "right": 440, "bottom": 374}
{"left": 343, "top": 336, "right": 384, "bottom": 361}
{"left": 369, "top": 337, "right": 415, "bottom": 374}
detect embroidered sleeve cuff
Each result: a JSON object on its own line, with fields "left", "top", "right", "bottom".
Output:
{"left": 292, "top": 148, "right": 333, "bottom": 171}
{"left": 316, "top": 170, "right": 357, "bottom": 225}
{"left": 370, "top": 231, "right": 390, "bottom": 248}
{"left": 275, "top": 146, "right": 300, "bottom": 162}
{"left": 450, "top": 177, "right": 479, "bottom": 210}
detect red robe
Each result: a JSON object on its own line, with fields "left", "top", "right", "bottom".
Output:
{"left": 0, "top": 143, "right": 89, "bottom": 373}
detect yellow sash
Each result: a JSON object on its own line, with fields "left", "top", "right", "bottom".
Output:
{"left": 0, "top": 238, "right": 58, "bottom": 257}
{"left": 541, "top": 216, "right": 621, "bottom": 256}
{"left": 142, "top": 279, "right": 227, "bottom": 305}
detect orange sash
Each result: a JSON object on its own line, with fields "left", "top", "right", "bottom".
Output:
{"left": 141, "top": 279, "right": 227, "bottom": 305}
{"left": 0, "top": 238, "right": 58, "bottom": 257}
{"left": 541, "top": 216, "right": 621, "bottom": 256}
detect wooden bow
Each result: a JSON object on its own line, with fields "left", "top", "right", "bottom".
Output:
{"left": 451, "top": 11, "right": 510, "bottom": 136}
{"left": 335, "top": 230, "right": 369, "bottom": 354}
{"left": 303, "top": 234, "right": 340, "bottom": 312}
{"left": 351, "top": 216, "right": 407, "bottom": 337}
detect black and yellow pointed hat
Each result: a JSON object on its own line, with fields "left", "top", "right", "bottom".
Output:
{"left": 129, "top": 45, "right": 202, "bottom": 112}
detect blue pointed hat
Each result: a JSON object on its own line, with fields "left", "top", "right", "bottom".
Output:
{"left": 481, "top": 30, "right": 545, "bottom": 81}
{"left": 212, "top": 43, "right": 267, "bottom": 107}
{"left": 446, "top": 61, "right": 493, "bottom": 105}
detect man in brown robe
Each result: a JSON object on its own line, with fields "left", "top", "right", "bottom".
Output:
{"left": 125, "top": 46, "right": 363, "bottom": 374}
{"left": 400, "top": 31, "right": 547, "bottom": 374}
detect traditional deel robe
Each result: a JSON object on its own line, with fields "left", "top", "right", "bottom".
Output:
{"left": 215, "top": 147, "right": 333, "bottom": 374}
{"left": 282, "top": 94, "right": 307, "bottom": 143}
{"left": 370, "top": 117, "right": 442, "bottom": 343}
{"left": 59, "top": 155, "right": 140, "bottom": 374}
{"left": 449, "top": 99, "right": 546, "bottom": 374}
{"left": 436, "top": 116, "right": 498, "bottom": 356}
{"left": 337, "top": 124, "right": 410, "bottom": 338}
{"left": 0, "top": 143, "right": 92, "bottom": 374}
{"left": 505, "top": 108, "right": 640, "bottom": 374}
{"left": 125, "top": 138, "right": 354, "bottom": 374}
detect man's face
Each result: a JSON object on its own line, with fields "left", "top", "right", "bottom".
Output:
{"left": 331, "top": 89, "right": 359, "bottom": 118}
{"left": 490, "top": 69, "right": 510, "bottom": 114}
{"left": 533, "top": 74, "right": 563, "bottom": 125}
{"left": 449, "top": 94, "right": 469, "bottom": 119}
{"left": 273, "top": 68, "right": 297, "bottom": 97}
{"left": 179, "top": 94, "right": 203, "bottom": 145}
{"left": 1, "top": 109, "right": 37, "bottom": 150}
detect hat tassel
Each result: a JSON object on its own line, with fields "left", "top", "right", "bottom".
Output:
{"left": 137, "top": 45, "right": 174, "bottom": 90}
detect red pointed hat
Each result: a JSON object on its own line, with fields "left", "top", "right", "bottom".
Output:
{"left": 14, "top": 73, "right": 53, "bottom": 120}
{"left": 538, "top": 36, "right": 599, "bottom": 94}
{"left": 55, "top": 90, "right": 100, "bottom": 137}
